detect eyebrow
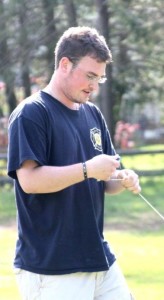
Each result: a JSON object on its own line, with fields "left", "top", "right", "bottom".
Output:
{"left": 87, "top": 71, "right": 106, "bottom": 78}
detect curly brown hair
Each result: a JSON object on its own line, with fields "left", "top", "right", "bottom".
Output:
{"left": 54, "top": 26, "right": 112, "bottom": 69}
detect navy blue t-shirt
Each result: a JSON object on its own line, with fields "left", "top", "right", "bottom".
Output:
{"left": 8, "top": 91, "right": 116, "bottom": 275}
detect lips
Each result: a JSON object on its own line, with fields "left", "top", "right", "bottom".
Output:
{"left": 83, "top": 90, "right": 91, "bottom": 96}
{"left": 83, "top": 91, "right": 91, "bottom": 100}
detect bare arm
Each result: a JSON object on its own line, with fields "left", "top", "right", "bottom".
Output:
{"left": 16, "top": 155, "right": 120, "bottom": 194}
{"left": 16, "top": 160, "right": 85, "bottom": 193}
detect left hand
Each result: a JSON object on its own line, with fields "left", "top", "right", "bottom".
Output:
{"left": 116, "top": 169, "right": 141, "bottom": 194}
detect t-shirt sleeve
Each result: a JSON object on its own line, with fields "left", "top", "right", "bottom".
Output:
{"left": 7, "top": 114, "right": 48, "bottom": 179}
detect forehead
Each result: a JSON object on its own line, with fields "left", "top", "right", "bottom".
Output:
{"left": 77, "top": 56, "right": 106, "bottom": 75}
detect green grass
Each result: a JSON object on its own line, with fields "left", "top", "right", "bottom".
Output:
{"left": 140, "top": 144, "right": 164, "bottom": 151}
{"left": 0, "top": 186, "right": 20, "bottom": 300}
{"left": 106, "top": 144, "right": 164, "bottom": 230}
{"left": 104, "top": 231, "right": 164, "bottom": 300}
{"left": 0, "top": 159, "right": 8, "bottom": 177}
{"left": 120, "top": 144, "right": 164, "bottom": 171}
{"left": 0, "top": 185, "right": 16, "bottom": 224}
{"left": 105, "top": 177, "right": 164, "bottom": 230}
{"left": 0, "top": 226, "right": 163, "bottom": 300}
{"left": 122, "top": 153, "right": 164, "bottom": 171}
{"left": 105, "top": 150, "right": 164, "bottom": 299}
{"left": 0, "top": 228, "right": 21, "bottom": 300}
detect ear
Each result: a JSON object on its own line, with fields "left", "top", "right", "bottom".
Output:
{"left": 59, "top": 57, "right": 72, "bottom": 73}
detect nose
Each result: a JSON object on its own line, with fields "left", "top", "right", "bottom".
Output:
{"left": 88, "top": 80, "right": 99, "bottom": 92}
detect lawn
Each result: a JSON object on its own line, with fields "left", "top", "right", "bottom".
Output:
{"left": 104, "top": 230, "right": 164, "bottom": 300}
{"left": 120, "top": 146, "right": 164, "bottom": 171}
{"left": 0, "top": 185, "right": 16, "bottom": 224}
{"left": 0, "top": 226, "right": 164, "bottom": 300}
{"left": 105, "top": 177, "right": 164, "bottom": 230}
{"left": 104, "top": 145, "right": 164, "bottom": 300}
{"left": 0, "top": 145, "right": 164, "bottom": 299}
{"left": 0, "top": 227, "right": 21, "bottom": 300}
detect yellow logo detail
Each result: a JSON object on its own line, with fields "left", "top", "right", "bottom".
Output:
{"left": 90, "top": 128, "right": 102, "bottom": 151}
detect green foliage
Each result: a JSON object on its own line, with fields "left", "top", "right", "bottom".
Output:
{"left": 109, "top": 0, "right": 164, "bottom": 124}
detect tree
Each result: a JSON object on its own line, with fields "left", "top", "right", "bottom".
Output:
{"left": 0, "top": 0, "right": 17, "bottom": 114}
{"left": 64, "top": 0, "right": 78, "bottom": 27}
{"left": 42, "top": 0, "right": 58, "bottom": 78}
{"left": 18, "top": 0, "right": 31, "bottom": 98}
{"left": 109, "top": 0, "right": 164, "bottom": 124}
{"left": 95, "top": 0, "right": 114, "bottom": 137}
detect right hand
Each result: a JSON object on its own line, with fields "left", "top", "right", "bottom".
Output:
{"left": 86, "top": 154, "right": 120, "bottom": 181}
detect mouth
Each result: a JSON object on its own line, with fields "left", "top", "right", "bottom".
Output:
{"left": 83, "top": 90, "right": 91, "bottom": 97}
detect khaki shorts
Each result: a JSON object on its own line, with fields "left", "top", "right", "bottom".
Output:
{"left": 14, "top": 261, "right": 134, "bottom": 300}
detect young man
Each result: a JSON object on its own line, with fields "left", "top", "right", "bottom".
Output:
{"left": 8, "top": 26, "right": 140, "bottom": 299}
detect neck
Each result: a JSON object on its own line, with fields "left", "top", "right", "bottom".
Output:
{"left": 43, "top": 74, "right": 79, "bottom": 110}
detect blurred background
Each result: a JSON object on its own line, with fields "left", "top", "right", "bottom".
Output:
{"left": 0, "top": 0, "right": 164, "bottom": 299}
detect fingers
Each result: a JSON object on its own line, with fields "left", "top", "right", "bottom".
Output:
{"left": 87, "top": 154, "right": 120, "bottom": 181}
{"left": 117, "top": 169, "right": 141, "bottom": 194}
{"left": 125, "top": 180, "right": 141, "bottom": 194}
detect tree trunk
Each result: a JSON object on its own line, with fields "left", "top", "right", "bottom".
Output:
{"left": 64, "top": 0, "right": 78, "bottom": 27}
{"left": 18, "top": 0, "right": 31, "bottom": 98}
{"left": 95, "top": 0, "right": 114, "bottom": 140}
{"left": 42, "top": 0, "right": 57, "bottom": 79}
{"left": 0, "top": 0, "right": 17, "bottom": 114}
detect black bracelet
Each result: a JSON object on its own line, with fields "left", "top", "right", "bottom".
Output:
{"left": 82, "top": 162, "right": 88, "bottom": 180}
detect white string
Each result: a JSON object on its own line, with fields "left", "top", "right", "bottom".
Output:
{"left": 138, "top": 193, "right": 164, "bottom": 221}
{"left": 111, "top": 152, "right": 164, "bottom": 221}
{"left": 110, "top": 179, "right": 164, "bottom": 221}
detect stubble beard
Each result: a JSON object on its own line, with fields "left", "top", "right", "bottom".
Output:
{"left": 62, "top": 86, "right": 90, "bottom": 106}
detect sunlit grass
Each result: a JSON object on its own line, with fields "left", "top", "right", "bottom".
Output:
{"left": 0, "top": 227, "right": 164, "bottom": 300}
{"left": 140, "top": 144, "right": 164, "bottom": 151}
{"left": 0, "top": 228, "right": 21, "bottom": 300}
{"left": 105, "top": 176, "right": 164, "bottom": 230}
{"left": 120, "top": 144, "right": 164, "bottom": 171}
{"left": 0, "top": 185, "right": 16, "bottom": 224}
{"left": 104, "top": 231, "right": 164, "bottom": 300}
{"left": 122, "top": 153, "right": 164, "bottom": 171}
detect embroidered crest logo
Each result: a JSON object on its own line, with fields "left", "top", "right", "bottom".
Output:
{"left": 90, "top": 128, "right": 102, "bottom": 152}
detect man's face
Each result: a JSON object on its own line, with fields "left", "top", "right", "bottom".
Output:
{"left": 62, "top": 56, "right": 107, "bottom": 105}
